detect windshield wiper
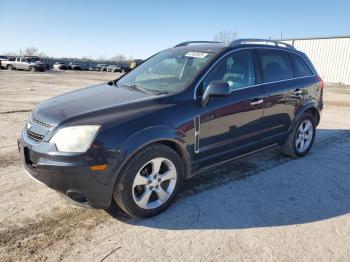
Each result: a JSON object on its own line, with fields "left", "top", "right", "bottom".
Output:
{"left": 122, "top": 83, "right": 154, "bottom": 95}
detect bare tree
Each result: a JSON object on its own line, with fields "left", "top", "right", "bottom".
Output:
{"left": 11, "top": 47, "right": 48, "bottom": 57}
{"left": 37, "top": 51, "right": 47, "bottom": 58}
{"left": 213, "top": 30, "right": 238, "bottom": 43}
{"left": 111, "top": 54, "right": 126, "bottom": 62}
{"left": 24, "top": 47, "right": 38, "bottom": 56}
{"left": 98, "top": 55, "right": 106, "bottom": 61}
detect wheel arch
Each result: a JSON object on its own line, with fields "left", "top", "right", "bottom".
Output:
{"left": 304, "top": 107, "right": 320, "bottom": 126}
{"left": 116, "top": 126, "right": 192, "bottom": 181}
{"left": 290, "top": 102, "right": 320, "bottom": 132}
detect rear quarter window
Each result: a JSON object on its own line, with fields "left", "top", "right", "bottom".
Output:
{"left": 290, "top": 54, "right": 314, "bottom": 77}
{"left": 257, "top": 49, "right": 293, "bottom": 82}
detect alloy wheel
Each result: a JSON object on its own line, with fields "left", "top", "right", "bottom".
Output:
{"left": 132, "top": 157, "right": 177, "bottom": 209}
{"left": 295, "top": 119, "right": 314, "bottom": 153}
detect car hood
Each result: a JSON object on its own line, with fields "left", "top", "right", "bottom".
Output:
{"left": 33, "top": 83, "right": 154, "bottom": 125}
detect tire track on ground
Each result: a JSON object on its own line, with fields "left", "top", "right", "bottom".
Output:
{"left": 0, "top": 208, "right": 111, "bottom": 262}
{"left": 0, "top": 109, "right": 32, "bottom": 115}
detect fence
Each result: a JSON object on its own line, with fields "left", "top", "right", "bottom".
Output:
{"left": 283, "top": 36, "right": 350, "bottom": 85}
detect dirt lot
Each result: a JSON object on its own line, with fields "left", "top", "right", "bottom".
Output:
{"left": 0, "top": 70, "right": 349, "bottom": 261}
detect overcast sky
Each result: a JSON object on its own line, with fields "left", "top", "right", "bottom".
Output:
{"left": 1, "top": 0, "right": 349, "bottom": 59}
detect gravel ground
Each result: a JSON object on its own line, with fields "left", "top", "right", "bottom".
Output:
{"left": 0, "top": 70, "right": 349, "bottom": 262}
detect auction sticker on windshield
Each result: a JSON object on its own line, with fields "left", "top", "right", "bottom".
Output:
{"left": 185, "top": 52, "right": 208, "bottom": 58}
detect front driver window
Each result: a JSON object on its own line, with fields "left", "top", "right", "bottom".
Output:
{"left": 200, "top": 50, "right": 256, "bottom": 95}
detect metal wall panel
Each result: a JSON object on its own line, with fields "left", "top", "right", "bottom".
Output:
{"left": 283, "top": 37, "right": 350, "bottom": 84}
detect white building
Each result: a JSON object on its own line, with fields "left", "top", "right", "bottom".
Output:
{"left": 283, "top": 36, "right": 350, "bottom": 85}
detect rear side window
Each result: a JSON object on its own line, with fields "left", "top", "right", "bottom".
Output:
{"left": 257, "top": 49, "right": 293, "bottom": 82}
{"left": 290, "top": 54, "right": 313, "bottom": 77}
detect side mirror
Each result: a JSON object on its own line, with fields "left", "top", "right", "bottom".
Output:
{"left": 107, "top": 78, "right": 120, "bottom": 86}
{"left": 202, "top": 80, "right": 230, "bottom": 106}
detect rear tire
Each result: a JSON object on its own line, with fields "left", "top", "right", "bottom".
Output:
{"left": 29, "top": 66, "right": 35, "bottom": 72}
{"left": 282, "top": 112, "right": 316, "bottom": 157}
{"left": 113, "top": 143, "right": 184, "bottom": 218}
{"left": 7, "top": 65, "right": 13, "bottom": 70}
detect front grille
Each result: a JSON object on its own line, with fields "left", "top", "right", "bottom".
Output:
{"left": 32, "top": 116, "right": 52, "bottom": 128}
{"left": 27, "top": 129, "right": 44, "bottom": 142}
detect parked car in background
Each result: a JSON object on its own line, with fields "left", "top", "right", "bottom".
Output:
{"left": 0, "top": 55, "right": 8, "bottom": 69}
{"left": 106, "top": 64, "right": 122, "bottom": 73}
{"left": 67, "top": 62, "right": 82, "bottom": 71}
{"left": 53, "top": 62, "right": 68, "bottom": 70}
{"left": 1, "top": 56, "right": 46, "bottom": 71}
{"left": 130, "top": 59, "right": 143, "bottom": 69}
{"left": 96, "top": 64, "right": 107, "bottom": 71}
{"left": 18, "top": 39, "right": 323, "bottom": 218}
{"left": 119, "top": 63, "right": 131, "bottom": 73}
{"left": 105, "top": 63, "right": 130, "bottom": 73}
{"left": 30, "top": 56, "right": 50, "bottom": 70}
{"left": 111, "top": 62, "right": 131, "bottom": 73}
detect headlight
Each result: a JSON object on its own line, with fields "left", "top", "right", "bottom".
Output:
{"left": 50, "top": 125, "right": 100, "bottom": 153}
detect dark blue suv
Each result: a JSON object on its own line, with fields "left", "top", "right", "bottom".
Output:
{"left": 18, "top": 39, "right": 323, "bottom": 217}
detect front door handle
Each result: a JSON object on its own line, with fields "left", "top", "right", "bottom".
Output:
{"left": 250, "top": 99, "right": 264, "bottom": 106}
{"left": 294, "top": 89, "right": 303, "bottom": 95}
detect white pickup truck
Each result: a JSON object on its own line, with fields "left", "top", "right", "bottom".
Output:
{"left": 1, "top": 56, "right": 46, "bottom": 71}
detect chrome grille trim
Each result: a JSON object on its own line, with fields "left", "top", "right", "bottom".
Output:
{"left": 32, "top": 116, "right": 52, "bottom": 128}
{"left": 27, "top": 129, "right": 44, "bottom": 142}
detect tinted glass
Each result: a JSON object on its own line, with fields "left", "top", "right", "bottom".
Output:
{"left": 201, "top": 50, "right": 256, "bottom": 93}
{"left": 291, "top": 54, "right": 313, "bottom": 77}
{"left": 257, "top": 49, "right": 293, "bottom": 82}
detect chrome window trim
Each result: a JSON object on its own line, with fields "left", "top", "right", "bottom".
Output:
{"left": 193, "top": 46, "right": 316, "bottom": 100}
{"left": 253, "top": 75, "right": 315, "bottom": 87}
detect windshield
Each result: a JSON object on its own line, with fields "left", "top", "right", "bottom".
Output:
{"left": 117, "top": 49, "right": 216, "bottom": 94}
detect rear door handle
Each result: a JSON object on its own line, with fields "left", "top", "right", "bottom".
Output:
{"left": 250, "top": 99, "right": 264, "bottom": 106}
{"left": 294, "top": 89, "right": 303, "bottom": 95}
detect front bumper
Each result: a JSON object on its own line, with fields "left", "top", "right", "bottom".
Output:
{"left": 18, "top": 133, "right": 119, "bottom": 209}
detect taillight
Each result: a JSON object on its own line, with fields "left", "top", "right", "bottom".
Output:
{"left": 317, "top": 76, "right": 324, "bottom": 89}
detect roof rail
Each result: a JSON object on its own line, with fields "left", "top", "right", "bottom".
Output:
{"left": 174, "top": 41, "right": 223, "bottom": 48}
{"left": 229, "top": 38, "right": 295, "bottom": 49}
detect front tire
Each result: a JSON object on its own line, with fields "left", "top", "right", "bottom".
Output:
{"left": 113, "top": 144, "right": 184, "bottom": 218}
{"left": 282, "top": 112, "right": 316, "bottom": 157}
